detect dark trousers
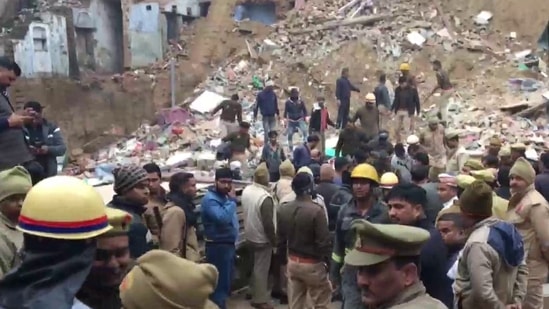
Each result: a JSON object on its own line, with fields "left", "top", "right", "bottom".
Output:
{"left": 206, "top": 243, "right": 236, "bottom": 309}
{"left": 269, "top": 171, "right": 280, "bottom": 182}
{"left": 336, "top": 99, "right": 351, "bottom": 129}
{"left": 22, "top": 160, "right": 45, "bottom": 185}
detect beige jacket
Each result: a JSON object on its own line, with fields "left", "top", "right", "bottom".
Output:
{"left": 506, "top": 186, "right": 549, "bottom": 279}
{"left": 160, "top": 202, "right": 201, "bottom": 262}
{"left": 0, "top": 213, "right": 22, "bottom": 278}
{"left": 420, "top": 124, "right": 446, "bottom": 168}
{"left": 453, "top": 218, "right": 528, "bottom": 308}
{"left": 143, "top": 192, "right": 166, "bottom": 244}
{"left": 379, "top": 282, "right": 447, "bottom": 308}
{"left": 274, "top": 177, "right": 293, "bottom": 206}
{"left": 446, "top": 146, "right": 468, "bottom": 173}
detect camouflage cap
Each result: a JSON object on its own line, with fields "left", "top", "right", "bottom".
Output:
{"left": 344, "top": 219, "right": 430, "bottom": 267}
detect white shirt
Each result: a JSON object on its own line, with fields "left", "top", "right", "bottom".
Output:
{"left": 442, "top": 196, "right": 458, "bottom": 210}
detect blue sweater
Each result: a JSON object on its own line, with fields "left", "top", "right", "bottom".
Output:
{"left": 200, "top": 187, "right": 239, "bottom": 244}
{"left": 292, "top": 143, "right": 311, "bottom": 169}
{"left": 283, "top": 99, "right": 307, "bottom": 121}
{"left": 254, "top": 89, "right": 279, "bottom": 118}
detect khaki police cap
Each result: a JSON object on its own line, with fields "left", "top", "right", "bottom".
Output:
{"left": 510, "top": 143, "right": 527, "bottom": 151}
{"left": 456, "top": 174, "right": 476, "bottom": 189}
{"left": 344, "top": 219, "right": 430, "bottom": 267}
{"left": 463, "top": 159, "right": 484, "bottom": 171}
{"left": 498, "top": 147, "right": 511, "bottom": 157}
{"left": 445, "top": 130, "right": 459, "bottom": 140}
{"left": 470, "top": 169, "right": 496, "bottom": 183}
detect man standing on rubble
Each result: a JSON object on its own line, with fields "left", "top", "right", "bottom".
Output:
{"left": 374, "top": 73, "right": 391, "bottom": 131}
{"left": 0, "top": 57, "right": 45, "bottom": 183}
{"left": 330, "top": 163, "right": 389, "bottom": 309}
{"left": 392, "top": 76, "right": 420, "bottom": 143}
{"left": 425, "top": 60, "right": 453, "bottom": 123}
{"left": 351, "top": 93, "right": 379, "bottom": 142}
{"left": 420, "top": 117, "right": 446, "bottom": 182}
{"left": 254, "top": 80, "right": 279, "bottom": 143}
{"left": 284, "top": 88, "right": 308, "bottom": 151}
{"left": 201, "top": 167, "right": 239, "bottom": 309}
{"left": 211, "top": 94, "right": 243, "bottom": 137}
{"left": 335, "top": 68, "right": 360, "bottom": 129}
{"left": 506, "top": 158, "right": 549, "bottom": 309}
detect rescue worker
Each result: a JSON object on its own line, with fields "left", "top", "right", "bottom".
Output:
{"left": 420, "top": 117, "right": 446, "bottom": 181}
{"left": 241, "top": 163, "right": 276, "bottom": 309}
{"left": 335, "top": 123, "right": 362, "bottom": 158}
{"left": 485, "top": 136, "right": 502, "bottom": 157}
{"left": 210, "top": 94, "right": 243, "bottom": 137}
{"left": 460, "top": 159, "right": 484, "bottom": 175}
{"left": 22, "top": 101, "right": 67, "bottom": 177}
{"left": 379, "top": 172, "right": 398, "bottom": 200}
{"left": 160, "top": 172, "right": 201, "bottom": 262}
{"left": 0, "top": 166, "right": 32, "bottom": 277}
{"left": 261, "top": 130, "right": 286, "bottom": 182}
{"left": 510, "top": 143, "right": 527, "bottom": 163}
{"left": 330, "top": 163, "right": 389, "bottom": 309}
{"left": 506, "top": 157, "right": 549, "bottom": 309}
{"left": 438, "top": 173, "right": 458, "bottom": 210}
{"left": 0, "top": 176, "right": 112, "bottom": 309}
{"left": 425, "top": 60, "right": 453, "bottom": 123}
{"left": 399, "top": 62, "right": 417, "bottom": 87}
{"left": 374, "top": 72, "right": 391, "bottom": 131}
{"left": 142, "top": 162, "right": 164, "bottom": 246}
{"left": 392, "top": 76, "right": 421, "bottom": 143}
{"left": 335, "top": 67, "right": 360, "bottom": 129}
{"left": 277, "top": 172, "right": 332, "bottom": 309}
{"left": 470, "top": 169, "right": 509, "bottom": 219}
{"left": 345, "top": 219, "right": 446, "bottom": 308}
{"left": 76, "top": 208, "right": 133, "bottom": 309}
{"left": 445, "top": 130, "right": 468, "bottom": 173}
{"left": 222, "top": 121, "right": 253, "bottom": 176}
{"left": 201, "top": 167, "right": 239, "bottom": 309}
{"left": 274, "top": 159, "right": 295, "bottom": 202}
{"left": 351, "top": 93, "right": 379, "bottom": 142}
{"left": 119, "top": 250, "right": 219, "bottom": 309}
{"left": 385, "top": 183, "right": 451, "bottom": 307}
{"left": 453, "top": 181, "right": 528, "bottom": 308}
{"left": 108, "top": 164, "right": 153, "bottom": 259}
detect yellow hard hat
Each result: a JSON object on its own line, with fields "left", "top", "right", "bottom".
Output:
{"left": 17, "top": 176, "right": 112, "bottom": 240}
{"left": 399, "top": 63, "right": 410, "bottom": 71}
{"left": 351, "top": 163, "right": 379, "bottom": 183}
{"left": 365, "top": 93, "right": 376, "bottom": 102}
{"left": 380, "top": 172, "right": 398, "bottom": 189}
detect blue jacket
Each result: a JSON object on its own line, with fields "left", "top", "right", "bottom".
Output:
{"left": 335, "top": 77, "right": 359, "bottom": 101}
{"left": 292, "top": 143, "right": 311, "bottom": 169}
{"left": 200, "top": 186, "right": 239, "bottom": 244}
{"left": 254, "top": 89, "right": 279, "bottom": 118}
{"left": 283, "top": 99, "right": 307, "bottom": 121}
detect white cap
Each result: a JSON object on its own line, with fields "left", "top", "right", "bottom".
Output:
{"left": 406, "top": 135, "right": 419, "bottom": 145}
{"left": 230, "top": 161, "right": 242, "bottom": 170}
{"left": 525, "top": 148, "right": 539, "bottom": 161}
{"left": 265, "top": 80, "right": 274, "bottom": 87}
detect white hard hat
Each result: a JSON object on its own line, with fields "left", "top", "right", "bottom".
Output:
{"left": 406, "top": 135, "right": 419, "bottom": 145}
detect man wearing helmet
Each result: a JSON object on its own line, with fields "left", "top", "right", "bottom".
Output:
{"left": 0, "top": 176, "right": 113, "bottom": 309}
{"left": 379, "top": 172, "right": 398, "bottom": 200}
{"left": 350, "top": 93, "right": 379, "bottom": 142}
{"left": 330, "top": 163, "right": 390, "bottom": 309}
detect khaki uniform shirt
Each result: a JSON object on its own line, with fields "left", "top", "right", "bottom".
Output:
{"left": 143, "top": 192, "right": 165, "bottom": 245}
{"left": 453, "top": 218, "right": 528, "bottom": 308}
{"left": 160, "top": 202, "right": 201, "bottom": 262}
{"left": 420, "top": 125, "right": 446, "bottom": 169}
{"left": 0, "top": 213, "right": 22, "bottom": 278}
{"left": 506, "top": 187, "right": 549, "bottom": 279}
{"left": 379, "top": 282, "right": 446, "bottom": 308}
{"left": 446, "top": 146, "right": 468, "bottom": 173}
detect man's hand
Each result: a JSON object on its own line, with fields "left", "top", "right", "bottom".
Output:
{"left": 8, "top": 113, "right": 33, "bottom": 128}
{"left": 39, "top": 145, "right": 48, "bottom": 154}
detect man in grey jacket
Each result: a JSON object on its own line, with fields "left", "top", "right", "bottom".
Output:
{"left": 0, "top": 57, "right": 44, "bottom": 183}
{"left": 23, "top": 101, "right": 66, "bottom": 177}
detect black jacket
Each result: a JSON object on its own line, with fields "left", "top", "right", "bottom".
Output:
{"left": 316, "top": 181, "right": 340, "bottom": 231}
{"left": 108, "top": 196, "right": 152, "bottom": 259}
{"left": 391, "top": 86, "right": 420, "bottom": 116}
{"left": 415, "top": 217, "right": 453, "bottom": 308}
{"left": 309, "top": 104, "right": 335, "bottom": 132}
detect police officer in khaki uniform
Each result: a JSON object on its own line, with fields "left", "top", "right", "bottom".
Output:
{"left": 506, "top": 158, "right": 549, "bottom": 309}
{"left": 454, "top": 181, "right": 528, "bottom": 309}
{"left": 470, "top": 169, "right": 509, "bottom": 220}
{"left": 419, "top": 117, "right": 446, "bottom": 182}
{"left": 460, "top": 159, "right": 484, "bottom": 175}
{"left": 120, "top": 250, "right": 219, "bottom": 309}
{"left": 344, "top": 219, "right": 446, "bottom": 308}
{"left": 0, "top": 166, "right": 32, "bottom": 277}
{"left": 445, "top": 130, "right": 468, "bottom": 173}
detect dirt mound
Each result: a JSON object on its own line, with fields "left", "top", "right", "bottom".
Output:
{"left": 443, "top": 0, "right": 548, "bottom": 44}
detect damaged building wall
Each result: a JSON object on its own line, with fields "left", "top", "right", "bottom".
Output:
{"left": 13, "top": 12, "right": 69, "bottom": 77}
{"left": 128, "top": 3, "right": 167, "bottom": 67}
